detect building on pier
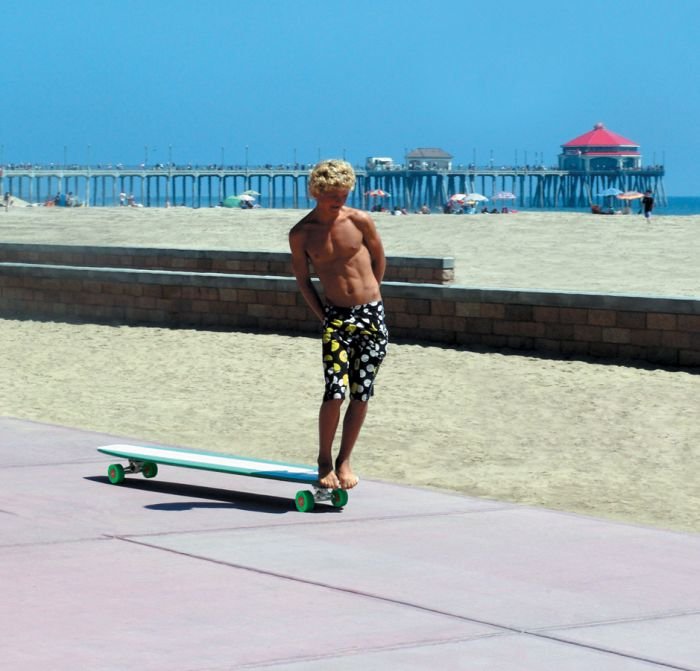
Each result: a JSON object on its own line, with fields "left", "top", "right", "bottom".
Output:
{"left": 405, "top": 148, "right": 453, "bottom": 171}
{"left": 556, "top": 122, "right": 665, "bottom": 207}
{"left": 559, "top": 122, "right": 641, "bottom": 171}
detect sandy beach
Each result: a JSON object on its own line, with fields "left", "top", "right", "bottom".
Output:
{"left": 1, "top": 205, "right": 699, "bottom": 296}
{"left": 0, "top": 206, "right": 698, "bottom": 532}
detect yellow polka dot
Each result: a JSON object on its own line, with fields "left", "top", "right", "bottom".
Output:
{"left": 342, "top": 374, "right": 349, "bottom": 386}
{"left": 339, "top": 350, "right": 348, "bottom": 363}
{"left": 333, "top": 363, "right": 341, "bottom": 372}
{"left": 331, "top": 341, "right": 339, "bottom": 352}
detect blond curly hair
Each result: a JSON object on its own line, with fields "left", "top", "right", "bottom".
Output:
{"left": 308, "top": 159, "right": 356, "bottom": 198}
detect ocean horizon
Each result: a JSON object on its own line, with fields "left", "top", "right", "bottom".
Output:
{"left": 656, "top": 196, "right": 700, "bottom": 215}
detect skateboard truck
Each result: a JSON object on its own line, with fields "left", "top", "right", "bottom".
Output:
{"left": 107, "top": 460, "right": 158, "bottom": 484}
{"left": 295, "top": 487, "right": 348, "bottom": 512}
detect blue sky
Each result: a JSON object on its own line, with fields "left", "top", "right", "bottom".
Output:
{"left": 2, "top": 0, "right": 699, "bottom": 194}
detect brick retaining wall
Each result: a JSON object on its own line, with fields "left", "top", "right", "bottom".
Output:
{"left": 0, "top": 262, "right": 698, "bottom": 368}
{"left": 0, "top": 243, "right": 454, "bottom": 285}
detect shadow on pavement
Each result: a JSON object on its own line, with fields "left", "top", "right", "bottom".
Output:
{"left": 84, "top": 476, "right": 343, "bottom": 515}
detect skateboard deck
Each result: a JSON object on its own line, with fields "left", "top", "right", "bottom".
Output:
{"left": 97, "top": 444, "right": 348, "bottom": 512}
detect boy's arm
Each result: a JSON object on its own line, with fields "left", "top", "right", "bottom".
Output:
{"left": 357, "top": 212, "right": 386, "bottom": 284}
{"left": 289, "top": 228, "right": 325, "bottom": 322}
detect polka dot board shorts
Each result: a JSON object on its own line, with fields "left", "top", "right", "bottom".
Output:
{"left": 321, "top": 301, "right": 389, "bottom": 402}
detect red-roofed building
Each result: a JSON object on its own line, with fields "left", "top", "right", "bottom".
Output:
{"left": 559, "top": 122, "right": 641, "bottom": 171}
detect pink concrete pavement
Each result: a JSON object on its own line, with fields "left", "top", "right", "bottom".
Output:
{"left": 1, "top": 417, "right": 699, "bottom": 670}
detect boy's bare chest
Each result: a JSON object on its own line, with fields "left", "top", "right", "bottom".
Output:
{"left": 305, "top": 221, "right": 363, "bottom": 263}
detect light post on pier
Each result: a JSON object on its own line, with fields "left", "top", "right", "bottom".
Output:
{"left": 219, "top": 146, "right": 225, "bottom": 203}
{"left": 86, "top": 144, "right": 91, "bottom": 208}
{"left": 61, "top": 145, "right": 68, "bottom": 196}
{"left": 245, "top": 145, "right": 250, "bottom": 192}
{"left": 167, "top": 145, "right": 173, "bottom": 207}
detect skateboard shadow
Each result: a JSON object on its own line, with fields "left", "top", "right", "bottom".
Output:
{"left": 85, "top": 476, "right": 342, "bottom": 515}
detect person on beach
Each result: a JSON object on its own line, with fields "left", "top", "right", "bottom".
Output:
{"left": 289, "top": 159, "right": 388, "bottom": 490}
{"left": 642, "top": 190, "right": 654, "bottom": 220}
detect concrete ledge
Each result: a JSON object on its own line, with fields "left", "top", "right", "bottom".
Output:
{"left": 0, "top": 243, "right": 455, "bottom": 285}
{"left": 384, "top": 283, "right": 700, "bottom": 314}
{"left": 0, "top": 262, "right": 698, "bottom": 368}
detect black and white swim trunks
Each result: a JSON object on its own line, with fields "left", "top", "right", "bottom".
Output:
{"left": 321, "top": 301, "right": 389, "bottom": 402}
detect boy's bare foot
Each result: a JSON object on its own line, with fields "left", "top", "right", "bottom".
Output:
{"left": 335, "top": 460, "right": 359, "bottom": 490}
{"left": 318, "top": 463, "right": 341, "bottom": 489}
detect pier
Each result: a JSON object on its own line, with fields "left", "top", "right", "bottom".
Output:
{"left": 0, "top": 164, "right": 666, "bottom": 210}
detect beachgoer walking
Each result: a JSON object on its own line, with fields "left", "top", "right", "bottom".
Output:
{"left": 3, "top": 192, "right": 11, "bottom": 211}
{"left": 642, "top": 190, "right": 654, "bottom": 220}
{"left": 289, "top": 159, "right": 388, "bottom": 490}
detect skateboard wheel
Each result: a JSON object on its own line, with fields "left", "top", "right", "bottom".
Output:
{"left": 107, "top": 463, "right": 125, "bottom": 485}
{"left": 142, "top": 462, "right": 158, "bottom": 479}
{"left": 331, "top": 489, "right": 348, "bottom": 508}
{"left": 295, "top": 490, "right": 315, "bottom": 513}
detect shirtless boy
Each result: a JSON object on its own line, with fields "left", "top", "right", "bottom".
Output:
{"left": 289, "top": 160, "right": 388, "bottom": 490}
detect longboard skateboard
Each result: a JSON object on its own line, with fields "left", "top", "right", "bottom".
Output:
{"left": 97, "top": 444, "right": 349, "bottom": 512}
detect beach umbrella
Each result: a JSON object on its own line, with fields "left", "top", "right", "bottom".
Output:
{"left": 494, "top": 191, "right": 516, "bottom": 200}
{"left": 365, "top": 189, "right": 391, "bottom": 197}
{"left": 241, "top": 189, "right": 260, "bottom": 196}
{"left": 449, "top": 193, "right": 469, "bottom": 202}
{"left": 595, "top": 186, "right": 623, "bottom": 208}
{"left": 617, "top": 191, "right": 644, "bottom": 200}
{"left": 465, "top": 192, "right": 489, "bottom": 202}
{"left": 222, "top": 195, "right": 241, "bottom": 208}
{"left": 236, "top": 193, "right": 256, "bottom": 202}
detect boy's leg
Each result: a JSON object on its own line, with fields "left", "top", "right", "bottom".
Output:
{"left": 335, "top": 399, "right": 368, "bottom": 489}
{"left": 318, "top": 399, "right": 342, "bottom": 489}
{"left": 334, "top": 303, "right": 388, "bottom": 489}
